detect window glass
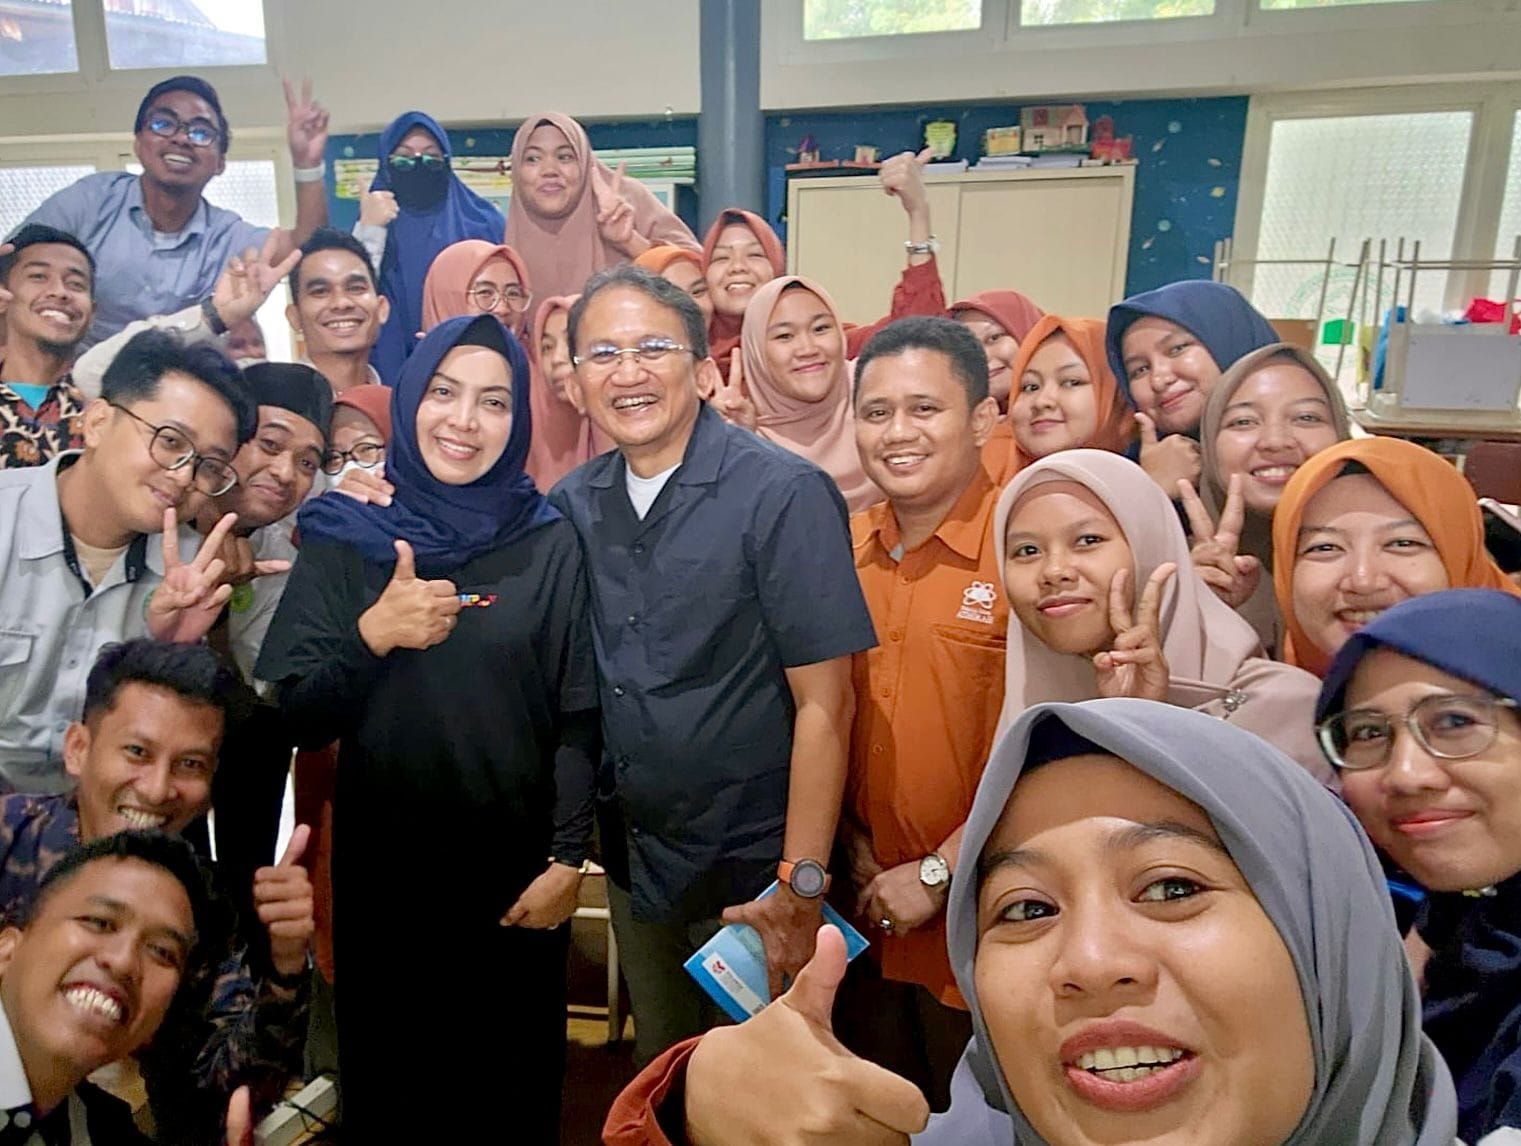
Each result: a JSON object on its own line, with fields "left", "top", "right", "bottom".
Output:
{"left": 106, "top": 0, "right": 266, "bottom": 70}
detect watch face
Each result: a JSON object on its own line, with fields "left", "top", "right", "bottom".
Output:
{"left": 790, "top": 860, "right": 827, "bottom": 898}
{"left": 920, "top": 854, "right": 950, "bottom": 887}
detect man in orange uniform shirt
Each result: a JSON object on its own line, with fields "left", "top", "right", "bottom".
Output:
{"left": 835, "top": 316, "right": 1007, "bottom": 1110}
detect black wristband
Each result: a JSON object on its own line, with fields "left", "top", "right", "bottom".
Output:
{"left": 201, "top": 297, "right": 228, "bottom": 336}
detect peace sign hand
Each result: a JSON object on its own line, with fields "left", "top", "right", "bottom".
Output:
{"left": 146, "top": 509, "right": 238, "bottom": 644}
{"left": 282, "top": 77, "right": 329, "bottom": 168}
{"left": 1136, "top": 411, "right": 1201, "bottom": 493}
{"left": 210, "top": 231, "right": 301, "bottom": 333}
{"left": 712, "top": 351, "right": 758, "bottom": 431}
{"left": 592, "top": 162, "right": 641, "bottom": 254}
{"left": 1094, "top": 564, "right": 1176, "bottom": 701}
{"left": 1179, "top": 474, "right": 1261, "bottom": 609}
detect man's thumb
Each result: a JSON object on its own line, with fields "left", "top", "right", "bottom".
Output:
{"left": 392, "top": 539, "right": 417, "bottom": 581}
{"left": 782, "top": 924, "right": 846, "bottom": 1029}
{"left": 1135, "top": 411, "right": 1159, "bottom": 447}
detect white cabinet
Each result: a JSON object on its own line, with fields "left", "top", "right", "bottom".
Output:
{"left": 785, "top": 166, "right": 1135, "bottom": 324}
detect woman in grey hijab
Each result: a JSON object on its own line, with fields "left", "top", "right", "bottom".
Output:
{"left": 929, "top": 696, "right": 1456, "bottom": 1146}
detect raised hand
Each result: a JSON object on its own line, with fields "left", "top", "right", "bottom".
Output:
{"left": 878, "top": 147, "right": 932, "bottom": 217}
{"left": 214, "top": 529, "right": 292, "bottom": 588}
{"left": 685, "top": 926, "right": 930, "bottom": 1146}
{"left": 500, "top": 862, "right": 583, "bottom": 930}
{"left": 1179, "top": 474, "right": 1261, "bottom": 609}
{"left": 1136, "top": 411, "right": 1201, "bottom": 493}
{"left": 1094, "top": 564, "right": 1176, "bottom": 701}
{"left": 253, "top": 824, "right": 314, "bottom": 980}
{"left": 211, "top": 231, "right": 301, "bottom": 332}
{"left": 356, "top": 539, "right": 461, "bottom": 656}
{"left": 146, "top": 509, "right": 237, "bottom": 644}
{"left": 360, "top": 189, "right": 400, "bottom": 228}
{"left": 592, "top": 162, "right": 641, "bottom": 254}
{"left": 283, "top": 77, "right": 329, "bottom": 168}
{"left": 712, "top": 351, "right": 758, "bottom": 430}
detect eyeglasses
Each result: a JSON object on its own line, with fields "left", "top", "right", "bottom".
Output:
{"left": 1317, "top": 692, "right": 1520, "bottom": 772}
{"left": 145, "top": 112, "right": 221, "bottom": 150}
{"left": 573, "top": 338, "right": 694, "bottom": 374}
{"left": 109, "top": 403, "right": 239, "bottom": 497}
{"left": 321, "top": 441, "right": 386, "bottom": 476}
{"left": 469, "top": 284, "right": 532, "bottom": 314}
{"left": 387, "top": 153, "right": 446, "bottom": 171}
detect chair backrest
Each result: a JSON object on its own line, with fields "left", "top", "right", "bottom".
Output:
{"left": 1464, "top": 439, "right": 1521, "bottom": 504}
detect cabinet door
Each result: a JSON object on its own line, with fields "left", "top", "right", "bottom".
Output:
{"left": 787, "top": 180, "right": 961, "bottom": 324}
{"left": 952, "top": 175, "right": 1130, "bottom": 318}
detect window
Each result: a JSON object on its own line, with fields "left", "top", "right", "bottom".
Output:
{"left": 104, "top": 0, "right": 266, "bottom": 70}
{"left": 0, "top": 0, "right": 79, "bottom": 76}
{"left": 1491, "top": 111, "right": 1521, "bottom": 300}
{"left": 1259, "top": 0, "right": 1425, "bottom": 8}
{"left": 1020, "top": 0, "right": 1211, "bottom": 25}
{"left": 803, "top": 0, "right": 983, "bottom": 40}
{"left": 0, "top": 164, "right": 97, "bottom": 237}
{"left": 1252, "top": 111, "right": 1472, "bottom": 319}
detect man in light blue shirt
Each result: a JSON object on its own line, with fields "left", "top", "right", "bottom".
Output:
{"left": 16, "top": 74, "right": 330, "bottom": 348}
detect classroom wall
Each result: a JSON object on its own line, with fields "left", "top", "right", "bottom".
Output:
{"left": 762, "top": 97, "right": 1249, "bottom": 298}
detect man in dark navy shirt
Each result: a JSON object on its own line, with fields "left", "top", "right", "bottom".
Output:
{"left": 551, "top": 265, "right": 876, "bottom": 1066}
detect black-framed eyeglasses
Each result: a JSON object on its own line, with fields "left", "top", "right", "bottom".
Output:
{"left": 145, "top": 112, "right": 221, "bottom": 150}
{"left": 387, "top": 153, "right": 446, "bottom": 172}
{"left": 321, "top": 441, "right": 386, "bottom": 476}
{"left": 109, "top": 402, "right": 239, "bottom": 497}
{"left": 573, "top": 338, "right": 694, "bottom": 374}
{"left": 469, "top": 284, "right": 532, "bottom": 314}
{"left": 1317, "top": 692, "right": 1520, "bottom": 772}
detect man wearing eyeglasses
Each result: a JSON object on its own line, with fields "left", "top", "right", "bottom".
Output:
{"left": 13, "top": 74, "right": 331, "bottom": 349}
{"left": 0, "top": 328, "right": 259, "bottom": 794}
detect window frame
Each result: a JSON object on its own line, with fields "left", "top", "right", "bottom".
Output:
{"left": 780, "top": 0, "right": 1009, "bottom": 64}
{"left": 1232, "top": 83, "right": 1521, "bottom": 313}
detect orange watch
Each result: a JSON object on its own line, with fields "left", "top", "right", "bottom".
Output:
{"left": 778, "top": 859, "right": 830, "bottom": 898}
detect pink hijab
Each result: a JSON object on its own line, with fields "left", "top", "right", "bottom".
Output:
{"left": 505, "top": 112, "right": 699, "bottom": 314}
{"left": 420, "top": 239, "right": 532, "bottom": 338}
{"left": 740, "top": 276, "right": 882, "bottom": 512}
{"left": 949, "top": 289, "right": 1045, "bottom": 343}
{"left": 525, "top": 294, "right": 612, "bottom": 490}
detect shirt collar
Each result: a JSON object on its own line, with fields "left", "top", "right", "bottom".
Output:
{"left": 589, "top": 401, "right": 726, "bottom": 490}
{"left": 861, "top": 463, "right": 997, "bottom": 564}
{"left": 127, "top": 175, "right": 210, "bottom": 242}
{"left": 0, "top": 998, "right": 35, "bottom": 1114}
{"left": 17, "top": 455, "right": 70, "bottom": 562}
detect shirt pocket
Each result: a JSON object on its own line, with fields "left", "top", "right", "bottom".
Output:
{"left": 647, "top": 556, "right": 749, "bottom": 682}
{"left": 0, "top": 625, "right": 38, "bottom": 717}
{"left": 927, "top": 623, "right": 1007, "bottom": 785}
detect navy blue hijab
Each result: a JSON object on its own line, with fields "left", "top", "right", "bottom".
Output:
{"left": 301, "top": 313, "right": 558, "bottom": 576}
{"left": 1318, "top": 589, "right": 1521, "bottom": 1143}
{"left": 1105, "top": 281, "right": 1279, "bottom": 415}
{"left": 368, "top": 112, "right": 505, "bottom": 384}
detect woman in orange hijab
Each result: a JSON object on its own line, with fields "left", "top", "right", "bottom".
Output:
{"left": 505, "top": 111, "right": 699, "bottom": 314}
{"left": 948, "top": 289, "right": 1045, "bottom": 413}
{"left": 421, "top": 239, "right": 534, "bottom": 340}
{"left": 526, "top": 294, "right": 613, "bottom": 490}
{"left": 1271, "top": 437, "right": 1521, "bottom": 676}
{"left": 634, "top": 245, "right": 711, "bottom": 323}
{"left": 738, "top": 275, "right": 882, "bottom": 512}
{"left": 984, "top": 314, "right": 1132, "bottom": 483}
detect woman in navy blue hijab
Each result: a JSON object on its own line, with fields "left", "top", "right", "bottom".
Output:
{"left": 257, "top": 314, "right": 597, "bottom": 1139}
{"left": 1317, "top": 588, "right": 1521, "bottom": 1142}
{"left": 365, "top": 111, "right": 506, "bottom": 382}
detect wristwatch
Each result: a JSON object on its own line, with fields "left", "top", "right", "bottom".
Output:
{"left": 200, "top": 296, "right": 228, "bottom": 335}
{"left": 549, "top": 856, "right": 593, "bottom": 875}
{"left": 904, "top": 235, "right": 939, "bottom": 256}
{"left": 919, "top": 852, "right": 951, "bottom": 890}
{"left": 778, "top": 858, "right": 831, "bottom": 899}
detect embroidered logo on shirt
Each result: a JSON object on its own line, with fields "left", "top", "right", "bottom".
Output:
{"left": 957, "top": 580, "right": 998, "bottom": 624}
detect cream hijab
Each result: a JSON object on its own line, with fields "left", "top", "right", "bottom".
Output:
{"left": 993, "top": 449, "right": 1263, "bottom": 736}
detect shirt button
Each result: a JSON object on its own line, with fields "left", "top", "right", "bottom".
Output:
{"left": 613, "top": 685, "right": 626, "bottom": 697}
{"left": 889, "top": 629, "right": 902, "bottom": 642}
{"left": 633, "top": 543, "right": 645, "bottom": 554}
{"left": 879, "top": 687, "right": 891, "bottom": 699}
{"left": 626, "top": 614, "right": 638, "bottom": 626}
{"left": 871, "top": 745, "right": 884, "bottom": 756}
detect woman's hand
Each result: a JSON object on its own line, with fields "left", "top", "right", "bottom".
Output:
{"left": 593, "top": 162, "right": 649, "bottom": 258}
{"left": 1094, "top": 564, "right": 1176, "bottom": 702}
{"left": 712, "top": 352, "right": 758, "bottom": 431}
{"left": 501, "top": 862, "right": 583, "bottom": 930}
{"left": 1136, "top": 412, "right": 1201, "bottom": 492}
{"left": 356, "top": 540, "right": 461, "bottom": 656}
{"left": 1180, "top": 474, "right": 1261, "bottom": 609}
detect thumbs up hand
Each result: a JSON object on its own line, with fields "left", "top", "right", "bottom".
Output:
{"left": 252, "top": 825, "right": 315, "bottom": 980}
{"left": 879, "top": 148, "right": 932, "bottom": 218}
{"left": 1135, "top": 411, "right": 1201, "bottom": 493}
{"left": 356, "top": 540, "right": 462, "bottom": 656}
{"left": 684, "top": 926, "right": 931, "bottom": 1145}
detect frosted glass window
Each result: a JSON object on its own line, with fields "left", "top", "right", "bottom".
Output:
{"left": 106, "top": 0, "right": 266, "bottom": 70}
{"left": 1490, "top": 112, "right": 1521, "bottom": 301}
{"left": 1021, "top": 0, "right": 1213, "bottom": 26}
{"left": 804, "top": 0, "right": 982, "bottom": 39}
{"left": 1260, "top": 0, "right": 1425, "bottom": 8}
{"left": 0, "top": 165, "right": 97, "bottom": 239}
{"left": 0, "top": 0, "right": 78, "bottom": 75}
{"left": 1255, "top": 111, "right": 1471, "bottom": 322}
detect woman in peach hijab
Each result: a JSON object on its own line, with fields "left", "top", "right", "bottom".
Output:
{"left": 421, "top": 239, "right": 534, "bottom": 340}
{"left": 738, "top": 275, "right": 882, "bottom": 512}
{"left": 634, "top": 245, "right": 711, "bottom": 323}
{"left": 527, "top": 294, "right": 612, "bottom": 489}
{"left": 1271, "top": 436, "right": 1521, "bottom": 676}
{"left": 505, "top": 112, "right": 698, "bottom": 313}
{"left": 948, "top": 289, "right": 1045, "bottom": 413}
{"left": 985, "top": 314, "right": 1131, "bottom": 483}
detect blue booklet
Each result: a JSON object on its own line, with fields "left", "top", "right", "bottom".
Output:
{"left": 683, "top": 881, "right": 871, "bottom": 1023}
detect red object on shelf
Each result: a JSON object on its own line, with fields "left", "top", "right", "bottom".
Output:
{"left": 1465, "top": 298, "right": 1521, "bottom": 334}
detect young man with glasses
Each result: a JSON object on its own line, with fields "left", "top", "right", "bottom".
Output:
{"left": 550, "top": 265, "right": 875, "bottom": 1066}
{"left": 14, "top": 74, "right": 331, "bottom": 348}
{"left": 0, "top": 329, "right": 257, "bottom": 793}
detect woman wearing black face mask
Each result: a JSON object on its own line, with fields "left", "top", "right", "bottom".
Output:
{"left": 358, "top": 111, "right": 506, "bottom": 383}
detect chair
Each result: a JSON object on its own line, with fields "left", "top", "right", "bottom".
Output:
{"left": 1463, "top": 440, "right": 1521, "bottom": 504}
{"left": 572, "top": 862, "right": 623, "bottom": 1044}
